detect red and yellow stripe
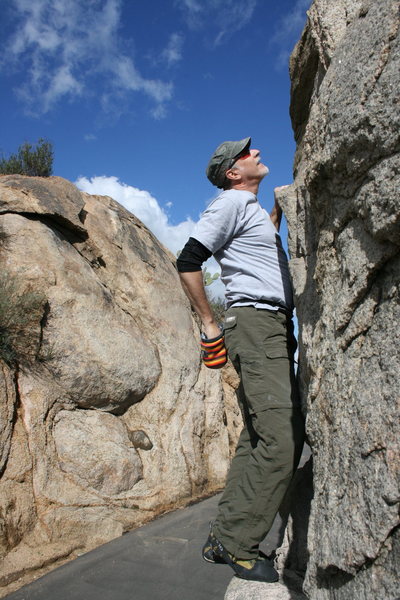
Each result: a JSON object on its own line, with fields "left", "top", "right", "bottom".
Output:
{"left": 201, "top": 334, "right": 227, "bottom": 369}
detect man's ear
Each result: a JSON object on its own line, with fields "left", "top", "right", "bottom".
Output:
{"left": 225, "top": 168, "right": 241, "bottom": 183}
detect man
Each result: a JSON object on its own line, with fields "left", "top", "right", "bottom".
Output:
{"left": 177, "top": 137, "right": 304, "bottom": 583}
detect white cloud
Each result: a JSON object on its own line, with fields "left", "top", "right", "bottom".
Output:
{"left": 2, "top": 0, "right": 173, "bottom": 117}
{"left": 41, "top": 65, "right": 83, "bottom": 112}
{"left": 179, "top": 0, "right": 202, "bottom": 10}
{"left": 175, "top": 0, "right": 257, "bottom": 46}
{"left": 162, "top": 33, "right": 184, "bottom": 67}
{"left": 150, "top": 104, "right": 168, "bottom": 120}
{"left": 211, "top": 0, "right": 258, "bottom": 47}
{"left": 75, "top": 175, "right": 196, "bottom": 256}
{"left": 270, "top": 0, "right": 311, "bottom": 69}
{"left": 175, "top": 0, "right": 203, "bottom": 28}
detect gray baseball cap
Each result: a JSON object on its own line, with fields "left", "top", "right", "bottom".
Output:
{"left": 206, "top": 137, "right": 251, "bottom": 188}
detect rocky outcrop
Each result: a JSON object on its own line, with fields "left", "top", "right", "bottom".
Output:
{"left": 0, "top": 175, "right": 240, "bottom": 593}
{"left": 225, "top": 578, "right": 307, "bottom": 600}
{"left": 278, "top": 0, "right": 399, "bottom": 598}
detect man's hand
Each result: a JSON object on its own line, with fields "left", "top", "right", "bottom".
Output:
{"left": 203, "top": 322, "right": 223, "bottom": 339}
{"left": 269, "top": 199, "right": 282, "bottom": 231}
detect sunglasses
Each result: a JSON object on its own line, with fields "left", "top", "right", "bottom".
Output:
{"left": 228, "top": 151, "right": 251, "bottom": 169}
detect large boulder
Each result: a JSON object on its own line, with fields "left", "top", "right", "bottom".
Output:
{"left": 278, "top": 0, "right": 399, "bottom": 598}
{"left": 0, "top": 175, "right": 240, "bottom": 592}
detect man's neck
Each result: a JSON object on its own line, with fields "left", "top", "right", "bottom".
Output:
{"left": 231, "top": 182, "right": 260, "bottom": 195}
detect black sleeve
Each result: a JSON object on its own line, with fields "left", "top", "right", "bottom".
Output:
{"left": 176, "top": 237, "right": 212, "bottom": 272}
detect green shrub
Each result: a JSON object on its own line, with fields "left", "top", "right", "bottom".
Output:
{"left": 202, "top": 267, "right": 219, "bottom": 287}
{"left": 0, "top": 138, "right": 53, "bottom": 177}
{"left": 0, "top": 271, "right": 45, "bottom": 365}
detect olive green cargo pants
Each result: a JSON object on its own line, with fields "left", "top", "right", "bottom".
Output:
{"left": 213, "top": 307, "right": 304, "bottom": 560}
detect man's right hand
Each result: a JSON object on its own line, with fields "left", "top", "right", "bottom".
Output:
{"left": 200, "top": 329, "right": 227, "bottom": 369}
{"left": 203, "top": 322, "right": 223, "bottom": 340}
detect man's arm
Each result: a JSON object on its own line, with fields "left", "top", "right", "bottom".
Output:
{"left": 269, "top": 199, "right": 282, "bottom": 231}
{"left": 179, "top": 270, "right": 221, "bottom": 340}
{"left": 177, "top": 237, "right": 221, "bottom": 339}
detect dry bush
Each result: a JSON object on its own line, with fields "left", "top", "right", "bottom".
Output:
{"left": 0, "top": 271, "right": 45, "bottom": 365}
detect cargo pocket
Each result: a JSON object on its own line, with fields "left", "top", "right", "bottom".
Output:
{"left": 265, "top": 326, "right": 297, "bottom": 361}
{"left": 263, "top": 337, "right": 298, "bottom": 408}
{"left": 239, "top": 355, "right": 273, "bottom": 414}
{"left": 265, "top": 343, "right": 289, "bottom": 361}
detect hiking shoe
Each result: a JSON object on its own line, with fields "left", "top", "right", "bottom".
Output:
{"left": 202, "top": 531, "right": 273, "bottom": 565}
{"left": 202, "top": 530, "right": 225, "bottom": 564}
{"left": 202, "top": 528, "right": 279, "bottom": 583}
{"left": 202, "top": 524, "right": 274, "bottom": 565}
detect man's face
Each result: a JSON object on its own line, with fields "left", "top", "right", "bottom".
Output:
{"left": 230, "top": 149, "right": 269, "bottom": 184}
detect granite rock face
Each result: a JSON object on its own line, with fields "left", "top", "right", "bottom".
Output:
{"left": 224, "top": 577, "right": 307, "bottom": 600}
{"left": 278, "top": 0, "right": 399, "bottom": 598}
{"left": 0, "top": 175, "right": 240, "bottom": 593}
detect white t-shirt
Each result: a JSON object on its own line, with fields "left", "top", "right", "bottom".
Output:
{"left": 192, "top": 189, "right": 293, "bottom": 311}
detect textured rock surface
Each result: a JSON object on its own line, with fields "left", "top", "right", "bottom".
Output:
{"left": 0, "top": 175, "right": 240, "bottom": 594}
{"left": 0, "top": 363, "right": 15, "bottom": 475}
{"left": 278, "top": 0, "right": 399, "bottom": 598}
{"left": 224, "top": 577, "right": 307, "bottom": 600}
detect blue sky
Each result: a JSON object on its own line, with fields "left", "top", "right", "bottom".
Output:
{"left": 0, "top": 0, "right": 310, "bottom": 296}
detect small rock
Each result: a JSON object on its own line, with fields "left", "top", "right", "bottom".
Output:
{"left": 129, "top": 429, "right": 153, "bottom": 450}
